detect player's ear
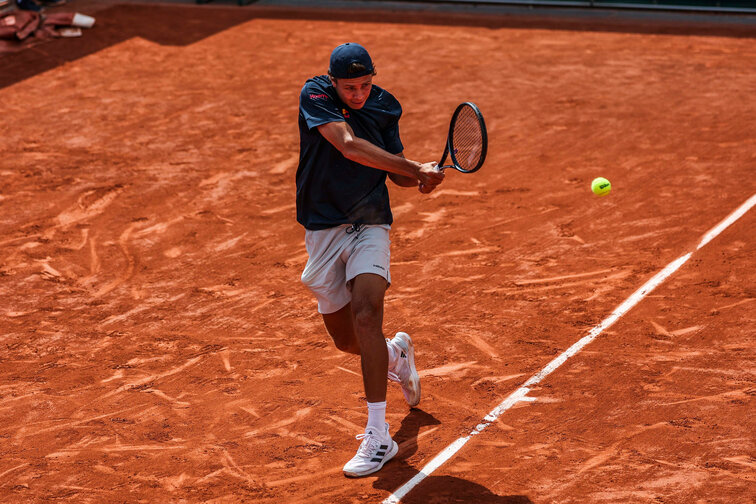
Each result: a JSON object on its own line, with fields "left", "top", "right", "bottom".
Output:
{"left": 328, "top": 72, "right": 337, "bottom": 86}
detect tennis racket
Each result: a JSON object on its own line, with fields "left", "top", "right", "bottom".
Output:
{"left": 438, "top": 102, "right": 488, "bottom": 173}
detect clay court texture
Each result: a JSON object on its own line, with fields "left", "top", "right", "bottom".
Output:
{"left": 1, "top": 2, "right": 755, "bottom": 503}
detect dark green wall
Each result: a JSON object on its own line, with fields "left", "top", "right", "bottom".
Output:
{"left": 430, "top": 0, "right": 756, "bottom": 11}
{"left": 597, "top": 0, "right": 755, "bottom": 7}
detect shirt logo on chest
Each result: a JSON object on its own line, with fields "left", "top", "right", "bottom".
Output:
{"left": 342, "top": 109, "right": 351, "bottom": 119}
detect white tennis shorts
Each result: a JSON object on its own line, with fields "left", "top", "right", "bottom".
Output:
{"left": 301, "top": 224, "right": 391, "bottom": 314}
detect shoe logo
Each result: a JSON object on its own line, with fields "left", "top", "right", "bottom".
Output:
{"left": 371, "top": 445, "right": 389, "bottom": 462}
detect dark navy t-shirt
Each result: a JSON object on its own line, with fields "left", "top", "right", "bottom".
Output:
{"left": 296, "top": 75, "right": 404, "bottom": 230}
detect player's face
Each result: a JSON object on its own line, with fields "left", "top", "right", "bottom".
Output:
{"left": 332, "top": 75, "right": 373, "bottom": 110}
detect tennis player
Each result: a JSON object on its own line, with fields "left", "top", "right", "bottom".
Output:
{"left": 297, "top": 42, "right": 444, "bottom": 477}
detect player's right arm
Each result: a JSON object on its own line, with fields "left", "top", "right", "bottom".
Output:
{"left": 317, "top": 121, "right": 443, "bottom": 188}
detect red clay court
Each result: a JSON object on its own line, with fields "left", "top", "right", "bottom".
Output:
{"left": 1, "top": 1, "right": 755, "bottom": 503}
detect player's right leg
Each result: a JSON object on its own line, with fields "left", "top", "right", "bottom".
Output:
{"left": 342, "top": 272, "right": 398, "bottom": 477}
{"left": 349, "top": 272, "right": 389, "bottom": 404}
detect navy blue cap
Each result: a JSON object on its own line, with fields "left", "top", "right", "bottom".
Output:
{"left": 329, "top": 43, "right": 374, "bottom": 79}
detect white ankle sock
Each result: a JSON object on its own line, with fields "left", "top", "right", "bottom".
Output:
{"left": 386, "top": 339, "right": 398, "bottom": 370}
{"left": 366, "top": 401, "right": 386, "bottom": 434}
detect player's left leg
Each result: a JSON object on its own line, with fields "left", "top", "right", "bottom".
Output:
{"left": 322, "top": 303, "right": 360, "bottom": 355}
{"left": 387, "top": 331, "right": 421, "bottom": 407}
{"left": 321, "top": 295, "right": 419, "bottom": 405}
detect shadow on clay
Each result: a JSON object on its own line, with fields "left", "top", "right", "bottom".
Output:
{"left": 373, "top": 408, "right": 534, "bottom": 504}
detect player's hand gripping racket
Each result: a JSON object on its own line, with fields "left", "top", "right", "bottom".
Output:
{"left": 438, "top": 101, "right": 488, "bottom": 173}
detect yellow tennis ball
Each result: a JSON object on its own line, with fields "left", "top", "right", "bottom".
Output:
{"left": 591, "top": 177, "right": 611, "bottom": 196}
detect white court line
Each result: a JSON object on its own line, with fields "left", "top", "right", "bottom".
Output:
{"left": 383, "top": 193, "right": 756, "bottom": 504}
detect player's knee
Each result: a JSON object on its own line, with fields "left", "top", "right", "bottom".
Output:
{"left": 351, "top": 298, "right": 382, "bottom": 330}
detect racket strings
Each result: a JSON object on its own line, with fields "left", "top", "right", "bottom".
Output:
{"left": 450, "top": 107, "right": 484, "bottom": 172}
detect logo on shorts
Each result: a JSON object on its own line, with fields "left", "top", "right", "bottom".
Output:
{"left": 372, "top": 264, "right": 385, "bottom": 270}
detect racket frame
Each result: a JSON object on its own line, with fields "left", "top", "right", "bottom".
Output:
{"left": 438, "top": 101, "right": 488, "bottom": 174}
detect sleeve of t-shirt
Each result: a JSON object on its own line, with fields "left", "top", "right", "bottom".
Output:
{"left": 299, "top": 81, "right": 344, "bottom": 130}
{"left": 382, "top": 118, "right": 403, "bottom": 155}
{"left": 381, "top": 95, "right": 404, "bottom": 155}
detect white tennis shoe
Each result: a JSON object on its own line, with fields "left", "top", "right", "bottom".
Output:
{"left": 343, "top": 422, "right": 398, "bottom": 477}
{"left": 387, "top": 332, "right": 421, "bottom": 407}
